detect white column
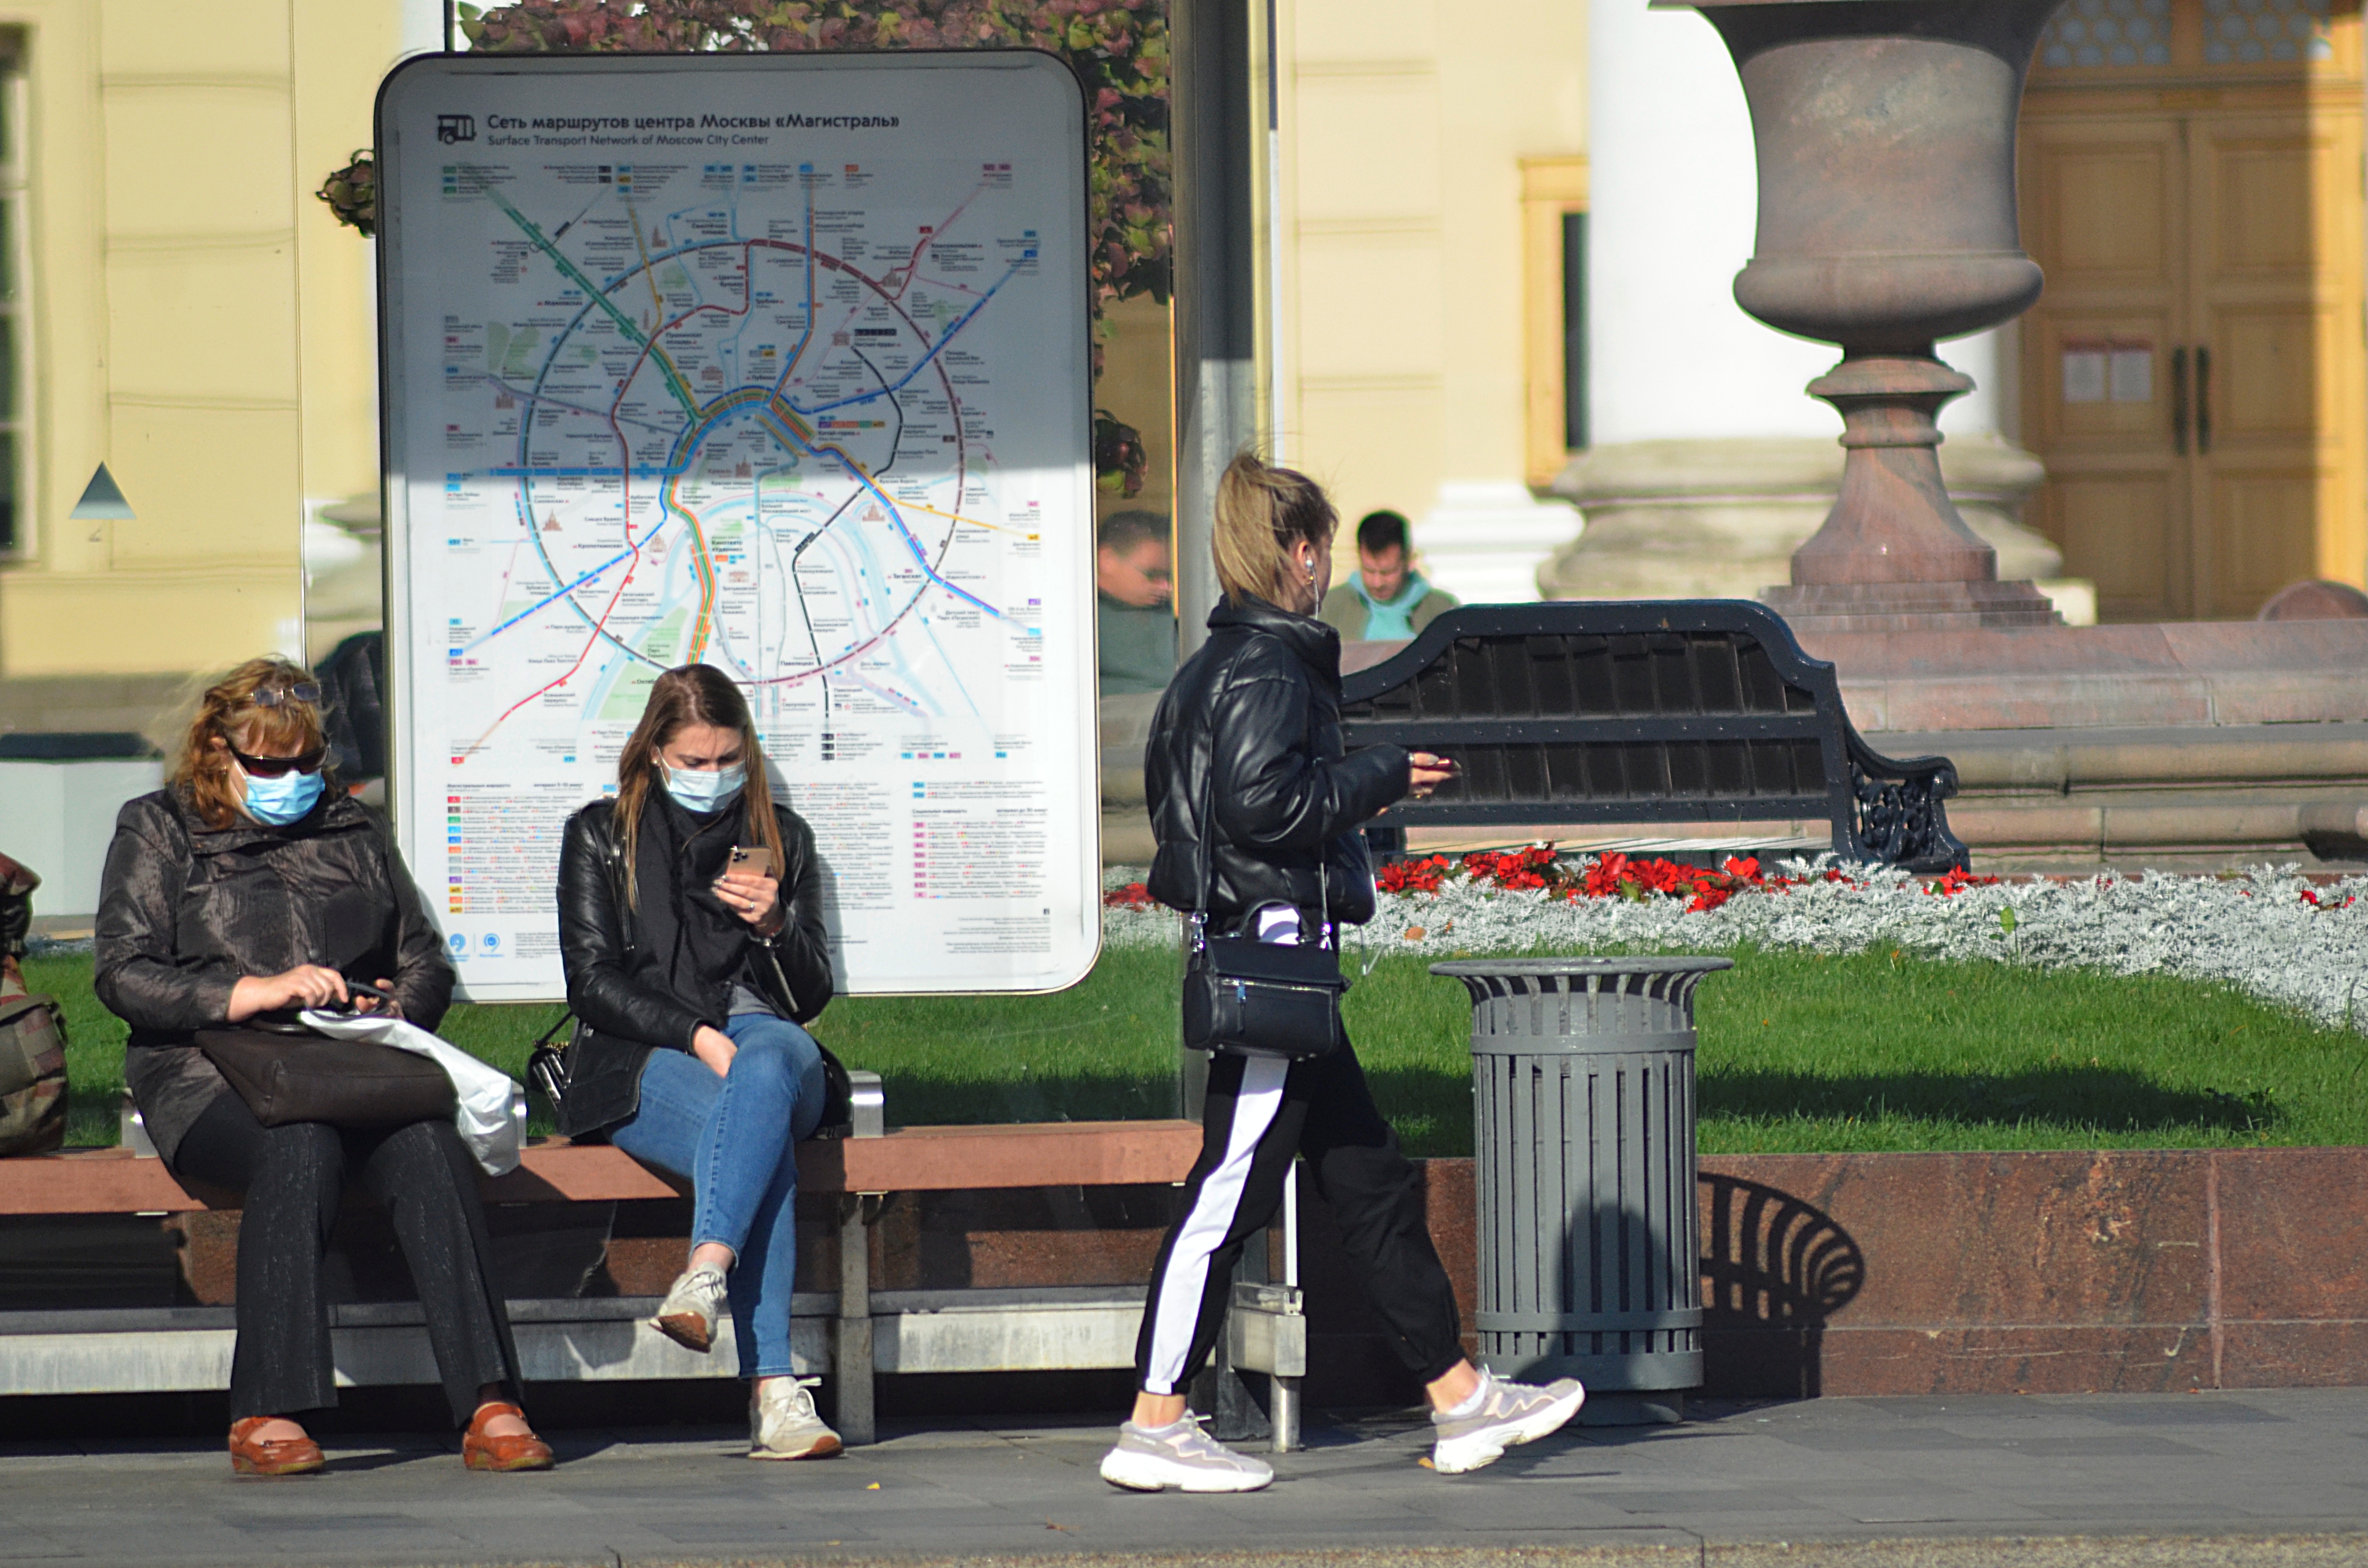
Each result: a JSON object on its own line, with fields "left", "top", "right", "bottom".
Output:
{"left": 1586, "top": 0, "right": 1831, "bottom": 444}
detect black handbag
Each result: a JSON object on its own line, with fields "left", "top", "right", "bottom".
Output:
{"left": 197, "top": 1026, "right": 456, "bottom": 1129}
{"left": 1179, "top": 699, "right": 1349, "bottom": 1062}
{"left": 1183, "top": 906, "right": 1348, "bottom": 1061}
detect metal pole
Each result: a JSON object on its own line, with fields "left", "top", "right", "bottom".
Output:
{"left": 1170, "top": 0, "right": 1260, "bottom": 670}
{"left": 444, "top": 0, "right": 458, "bottom": 53}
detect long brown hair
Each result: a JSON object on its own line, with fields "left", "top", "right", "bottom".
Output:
{"left": 1212, "top": 452, "right": 1336, "bottom": 606}
{"left": 170, "top": 658, "right": 332, "bottom": 830}
{"left": 614, "top": 665, "right": 785, "bottom": 910}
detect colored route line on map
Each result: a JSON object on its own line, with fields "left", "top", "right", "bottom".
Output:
{"left": 477, "top": 178, "right": 702, "bottom": 419}
{"left": 455, "top": 172, "right": 1027, "bottom": 749}
{"left": 795, "top": 255, "right": 1026, "bottom": 418}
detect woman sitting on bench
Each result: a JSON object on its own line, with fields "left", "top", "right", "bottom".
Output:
{"left": 96, "top": 658, "right": 551, "bottom": 1477}
{"left": 555, "top": 664, "right": 844, "bottom": 1460}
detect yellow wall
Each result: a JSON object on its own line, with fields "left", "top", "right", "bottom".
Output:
{"left": 0, "top": 0, "right": 394, "bottom": 678}
{"left": 1273, "top": 0, "right": 1588, "bottom": 532}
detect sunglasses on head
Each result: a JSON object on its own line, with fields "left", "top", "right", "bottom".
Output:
{"left": 228, "top": 743, "right": 327, "bottom": 779}
{"left": 251, "top": 681, "right": 321, "bottom": 709}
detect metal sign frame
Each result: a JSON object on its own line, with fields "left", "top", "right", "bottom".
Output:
{"left": 376, "top": 51, "right": 1099, "bottom": 1000}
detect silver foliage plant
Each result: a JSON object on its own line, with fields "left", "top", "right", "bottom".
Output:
{"left": 1103, "top": 859, "right": 2368, "bottom": 1036}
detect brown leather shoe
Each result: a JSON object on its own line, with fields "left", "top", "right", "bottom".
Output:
{"left": 462, "top": 1401, "right": 554, "bottom": 1472}
{"left": 228, "top": 1416, "right": 324, "bottom": 1477}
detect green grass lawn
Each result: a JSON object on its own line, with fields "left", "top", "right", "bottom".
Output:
{"left": 32, "top": 943, "right": 2368, "bottom": 1156}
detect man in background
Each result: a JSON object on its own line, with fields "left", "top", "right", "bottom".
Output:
{"left": 1097, "top": 510, "right": 1176, "bottom": 696}
{"left": 1321, "top": 509, "right": 1461, "bottom": 642}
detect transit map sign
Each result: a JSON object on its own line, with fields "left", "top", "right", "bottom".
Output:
{"left": 376, "top": 54, "right": 1098, "bottom": 1001}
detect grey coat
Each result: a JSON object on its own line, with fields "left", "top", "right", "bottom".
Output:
{"left": 95, "top": 788, "right": 455, "bottom": 1167}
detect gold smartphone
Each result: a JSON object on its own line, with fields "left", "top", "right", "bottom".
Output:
{"left": 728, "top": 845, "right": 778, "bottom": 878}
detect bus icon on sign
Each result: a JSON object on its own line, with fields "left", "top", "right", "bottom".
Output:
{"left": 437, "top": 114, "right": 476, "bottom": 144}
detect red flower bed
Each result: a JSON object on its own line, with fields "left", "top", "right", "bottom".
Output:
{"left": 1102, "top": 881, "right": 1156, "bottom": 909}
{"left": 1924, "top": 866, "right": 2001, "bottom": 897}
{"left": 1113, "top": 844, "right": 2109, "bottom": 916}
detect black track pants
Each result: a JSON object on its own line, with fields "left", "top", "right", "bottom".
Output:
{"left": 1134, "top": 1039, "right": 1464, "bottom": 1396}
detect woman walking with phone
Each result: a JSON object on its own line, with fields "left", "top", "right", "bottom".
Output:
{"left": 555, "top": 664, "right": 845, "bottom": 1459}
{"left": 1100, "top": 455, "right": 1584, "bottom": 1494}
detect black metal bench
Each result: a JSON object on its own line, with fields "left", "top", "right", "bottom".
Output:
{"left": 1339, "top": 600, "right": 1968, "bottom": 873}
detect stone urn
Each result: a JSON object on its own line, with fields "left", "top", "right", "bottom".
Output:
{"left": 1683, "top": 0, "right": 2064, "bottom": 630}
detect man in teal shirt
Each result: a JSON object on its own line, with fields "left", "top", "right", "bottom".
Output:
{"left": 1097, "top": 510, "right": 1177, "bottom": 696}
{"left": 1319, "top": 509, "right": 1461, "bottom": 642}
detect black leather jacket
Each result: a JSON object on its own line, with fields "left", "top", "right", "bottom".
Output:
{"left": 555, "top": 795, "right": 836, "bottom": 1137}
{"left": 97, "top": 789, "right": 454, "bottom": 1167}
{"left": 1145, "top": 594, "right": 1410, "bottom": 929}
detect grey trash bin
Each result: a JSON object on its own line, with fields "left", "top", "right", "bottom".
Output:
{"left": 1431, "top": 956, "right": 1731, "bottom": 1424}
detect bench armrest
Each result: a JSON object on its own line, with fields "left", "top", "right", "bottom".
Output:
{"left": 1842, "top": 725, "right": 1970, "bottom": 874}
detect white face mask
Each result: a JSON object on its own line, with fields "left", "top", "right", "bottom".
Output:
{"left": 663, "top": 762, "right": 745, "bottom": 813}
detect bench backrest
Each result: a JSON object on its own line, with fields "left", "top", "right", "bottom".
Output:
{"left": 1338, "top": 600, "right": 1967, "bottom": 872}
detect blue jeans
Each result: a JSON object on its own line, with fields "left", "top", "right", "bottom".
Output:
{"left": 609, "top": 1013, "right": 826, "bottom": 1378}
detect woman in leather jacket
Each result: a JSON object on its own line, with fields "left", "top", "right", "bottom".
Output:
{"left": 555, "top": 663, "right": 842, "bottom": 1460}
{"left": 96, "top": 658, "right": 550, "bottom": 1476}
{"left": 1100, "top": 457, "right": 1584, "bottom": 1494}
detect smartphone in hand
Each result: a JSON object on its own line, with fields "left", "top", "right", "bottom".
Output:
{"left": 728, "top": 845, "right": 778, "bottom": 879}
{"left": 316, "top": 978, "right": 391, "bottom": 1018}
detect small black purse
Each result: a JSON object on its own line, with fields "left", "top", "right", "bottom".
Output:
{"left": 1178, "top": 699, "right": 1349, "bottom": 1062}
{"left": 1182, "top": 905, "right": 1348, "bottom": 1061}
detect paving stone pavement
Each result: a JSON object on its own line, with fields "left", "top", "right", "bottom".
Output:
{"left": 7, "top": 1390, "right": 2368, "bottom": 1567}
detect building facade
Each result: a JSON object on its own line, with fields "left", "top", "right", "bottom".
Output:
{"left": 0, "top": 0, "right": 2359, "bottom": 690}
{"left": 0, "top": 0, "right": 418, "bottom": 681}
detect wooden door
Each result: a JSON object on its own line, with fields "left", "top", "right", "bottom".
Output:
{"left": 2021, "top": 115, "right": 2190, "bottom": 619}
{"left": 2188, "top": 110, "right": 2365, "bottom": 617}
{"left": 2018, "top": 0, "right": 2365, "bottom": 622}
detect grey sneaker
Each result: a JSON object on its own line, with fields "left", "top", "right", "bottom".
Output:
{"left": 751, "top": 1376, "right": 842, "bottom": 1460}
{"left": 1430, "top": 1368, "right": 1585, "bottom": 1474}
{"left": 1099, "top": 1414, "right": 1274, "bottom": 1493}
{"left": 650, "top": 1263, "right": 728, "bottom": 1353}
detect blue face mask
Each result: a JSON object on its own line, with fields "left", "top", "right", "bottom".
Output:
{"left": 238, "top": 763, "right": 325, "bottom": 826}
{"left": 664, "top": 762, "right": 745, "bottom": 814}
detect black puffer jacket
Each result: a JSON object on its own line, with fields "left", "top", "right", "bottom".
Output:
{"left": 1146, "top": 594, "right": 1410, "bottom": 929}
{"left": 96, "top": 789, "right": 455, "bottom": 1167}
{"left": 555, "top": 794, "right": 835, "bottom": 1138}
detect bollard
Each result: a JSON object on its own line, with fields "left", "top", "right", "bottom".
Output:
{"left": 1431, "top": 956, "right": 1730, "bottom": 1424}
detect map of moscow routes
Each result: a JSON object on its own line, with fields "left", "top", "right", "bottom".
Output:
{"left": 378, "top": 55, "right": 1099, "bottom": 1000}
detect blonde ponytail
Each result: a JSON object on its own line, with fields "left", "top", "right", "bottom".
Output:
{"left": 1210, "top": 452, "right": 1337, "bottom": 606}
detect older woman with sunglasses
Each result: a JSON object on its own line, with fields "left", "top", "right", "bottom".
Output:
{"left": 96, "top": 657, "right": 552, "bottom": 1477}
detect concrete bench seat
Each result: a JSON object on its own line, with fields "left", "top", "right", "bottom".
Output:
{"left": 0, "top": 1121, "right": 1210, "bottom": 1443}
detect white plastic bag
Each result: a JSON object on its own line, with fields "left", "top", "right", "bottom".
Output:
{"left": 298, "top": 1010, "right": 527, "bottom": 1176}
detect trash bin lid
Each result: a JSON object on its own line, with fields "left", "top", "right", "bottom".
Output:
{"left": 1429, "top": 956, "right": 1734, "bottom": 979}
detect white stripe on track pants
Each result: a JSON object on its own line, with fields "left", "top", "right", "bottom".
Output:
{"left": 1134, "top": 1038, "right": 1465, "bottom": 1397}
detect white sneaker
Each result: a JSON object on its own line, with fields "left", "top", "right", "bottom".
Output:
{"left": 1430, "top": 1367, "right": 1586, "bottom": 1474}
{"left": 1099, "top": 1414, "right": 1274, "bottom": 1493}
{"left": 649, "top": 1263, "right": 728, "bottom": 1353}
{"left": 750, "top": 1376, "right": 842, "bottom": 1460}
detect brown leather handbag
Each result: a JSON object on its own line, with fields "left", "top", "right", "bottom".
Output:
{"left": 197, "top": 1027, "right": 456, "bottom": 1129}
